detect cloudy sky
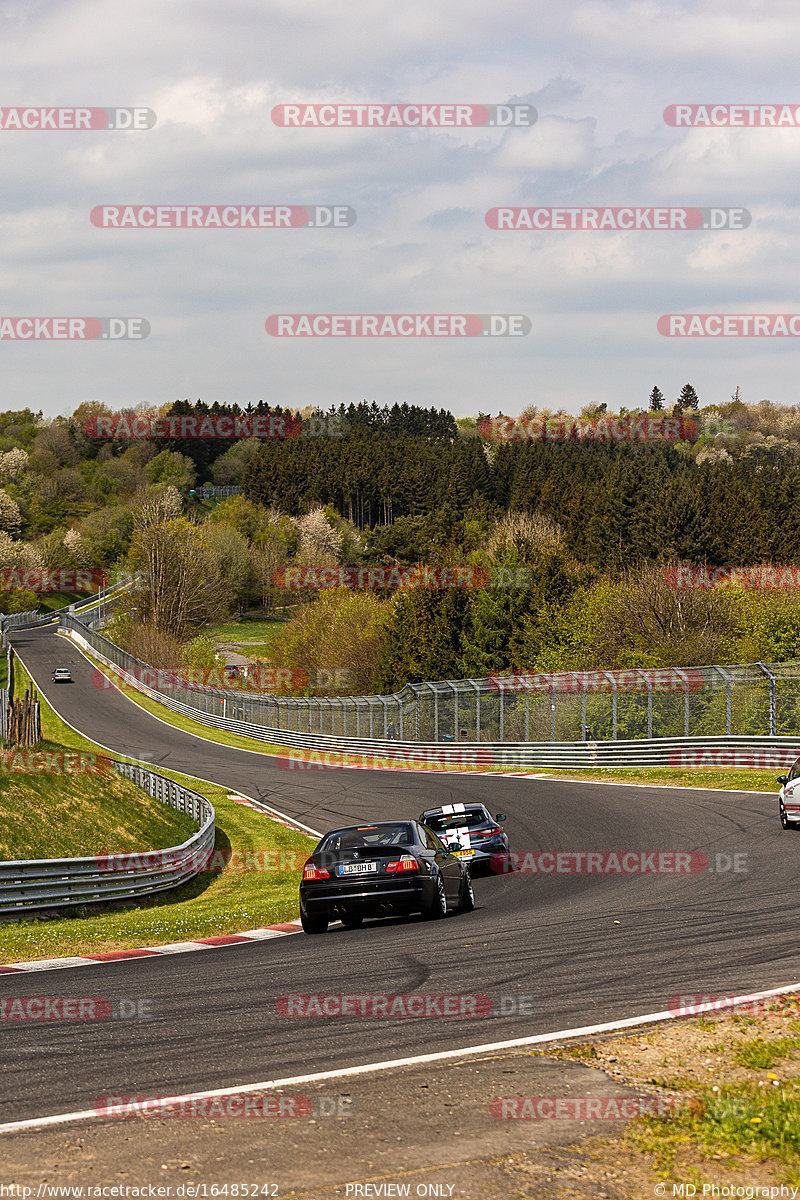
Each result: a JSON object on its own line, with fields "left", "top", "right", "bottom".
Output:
{"left": 1, "top": 0, "right": 799, "bottom": 420}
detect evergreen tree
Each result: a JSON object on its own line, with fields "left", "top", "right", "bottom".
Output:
{"left": 649, "top": 386, "right": 665, "bottom": 412}
{"left": 676, "top": 383, "right": 699, "bottom": 410}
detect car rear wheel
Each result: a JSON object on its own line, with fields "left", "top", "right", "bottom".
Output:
{"left": 459, "top": 871, "right": 475, "bottom": 912}
{"left": 423, "top": 873, "right": 447, "bottom": 919}
{"left": 300, "top": 911, "right": 328, "bottom": 934}
{"left": 780, "top": 803, "right": 796, "bottom": 830}
{"left": 340, "top": 913, "right": 363, "bottom": 928}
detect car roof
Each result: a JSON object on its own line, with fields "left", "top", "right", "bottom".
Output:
{"left": 421, "top": 803, "right": 488, "bottom": 817}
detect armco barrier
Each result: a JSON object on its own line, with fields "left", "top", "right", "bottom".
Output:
{"left": 0, "top": 762, "right": 215, "bottom": 917}
{"left": 0, "top": 578, "right": 133, "bottom": 641}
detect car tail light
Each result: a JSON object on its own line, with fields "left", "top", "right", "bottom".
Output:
{"left": 302, "top": 858, "right": 329, "bottom": 881}
{"left": 480, "top": 826, "right": 502, "bottom": 837}
{"left": 386, "top": 856, "right": 418, "bottom": 873}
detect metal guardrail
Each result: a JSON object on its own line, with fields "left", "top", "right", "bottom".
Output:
{"left": 0, "top": 762, "right": 215, "bottom": 917}
{"left": 0, "top": 578, "right": 134, "bottom": 640}
{"left": 0, "top": 609, "right": 47, "bottom": 631}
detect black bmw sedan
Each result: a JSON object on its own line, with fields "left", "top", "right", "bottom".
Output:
{"left": 299, "top": 820, "right": 474, "bottom": 934}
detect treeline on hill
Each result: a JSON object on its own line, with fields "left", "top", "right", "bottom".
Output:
{"left": 0, "top": 397, "right": 799, "bottom": 690}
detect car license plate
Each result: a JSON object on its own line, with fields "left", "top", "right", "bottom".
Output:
{"left": 338, "top": 862, "right": 378, "bottom": 875}
{"left": 453, "top": 849, "right": 474, "bottom": 857}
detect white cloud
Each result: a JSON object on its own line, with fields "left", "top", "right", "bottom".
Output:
{"left": 0, "top": 0, "right": 797, "bottom": 415}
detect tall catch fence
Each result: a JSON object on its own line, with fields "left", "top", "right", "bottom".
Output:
{"left": 53, "top": 610, "right": 800, "bottom": 746}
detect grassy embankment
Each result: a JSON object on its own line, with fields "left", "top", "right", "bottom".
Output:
{"left": 547, "top": 998, "right": 800, "bottom": 1190}
{"left": 0, "top": 653, "right": 313, "bottom": 961}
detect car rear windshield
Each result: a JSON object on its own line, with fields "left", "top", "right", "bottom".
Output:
{"left": 318, "top": 823, "right": 416, "bottom": 853}
{"left": 425, "top": 808, "right": 488, "bottom": 831}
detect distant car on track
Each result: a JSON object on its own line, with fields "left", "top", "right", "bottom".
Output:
{"left": 778, "top": 759, "right": 800, "bottom": 828}
{"left": 299, "top": 820, "right": 475, "bottom": 934}
{"left": 418, "top": 802, "right": 509, "bottom": 870}
{"left": 51, "top": 668, "right": 72, "bottom": 683}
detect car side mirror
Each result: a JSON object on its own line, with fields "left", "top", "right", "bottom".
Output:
{"left": 495, "top": 814, "right": 507, "bottom": 822}
{"left": 444, "top": 843, "right": 459, "bottom": 855}
{"left": 778, "top": 776, "right": 788, "bottom": 786}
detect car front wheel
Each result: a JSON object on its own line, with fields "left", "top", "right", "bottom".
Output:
{"left": 459, "top": 871, "right": 475, "bottom": 912}
{"left": 780, "top": 802, "right": 796, "bottom": 830}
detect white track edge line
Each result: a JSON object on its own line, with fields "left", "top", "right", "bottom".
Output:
{"left": 2, "top": 980, "right": 799, "bottom": 1135}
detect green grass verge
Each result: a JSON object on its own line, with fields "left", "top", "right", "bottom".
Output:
{"left": 0, "top": 654, "right": 313, "bottom": 961}
{"left": 554, "top": 999, "right": 800, "bottom": 1186}
{"left": 37, "top": 592, "right": 84, "bottom": 613}
{"left": 632, "top": 1024, "right": 800, "bottom": 1182}
{"left": 204, "top": 617, "right": 287, "bottom": 644}
{"left": 536, "top": 766, "right": 780, "bottom": 793}
{"left": 0, "top": 740, "right": 196, "bottom": 860}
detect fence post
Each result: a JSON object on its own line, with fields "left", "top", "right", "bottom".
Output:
{"left": 636, "top": 670, "right": 653, "bottom": 739}
{"left": 602, "top": 672, "right": 618, "bottom": 739}
{"left": 756, "top": 663, "right": 777, "bottom": 736}
{"left": 712, "top": 665, "right": 732, "bottom": 735}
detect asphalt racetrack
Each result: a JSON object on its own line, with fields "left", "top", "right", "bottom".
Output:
{"left": 2, "top": 625, "right": 797, "bottom": 1126}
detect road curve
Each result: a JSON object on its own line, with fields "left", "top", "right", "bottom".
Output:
{"left": 2, "top": 625, "right": 798, "bottom": 1125}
